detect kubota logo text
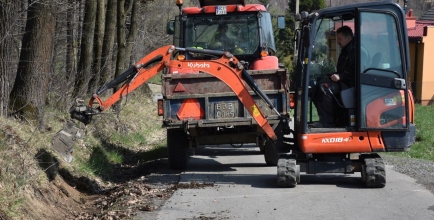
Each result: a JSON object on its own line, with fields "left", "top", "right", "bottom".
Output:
{"left": 321, "top": 137, "right": 352, "bottom": 143}
{"left": 187, "top": 62, "right": 210, "bottom": 68}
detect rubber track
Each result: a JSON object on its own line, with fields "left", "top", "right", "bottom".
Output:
{"left": 277, "top": 158, "right": 297, "bottom": 188}
{"left": 364, "top": 157, "right": 386, "bottom": 188}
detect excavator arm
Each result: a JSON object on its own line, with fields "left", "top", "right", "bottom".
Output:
{"left": 91, "top": 45, "right": 174, "bottom": 111}
{"left": 70, "top": 45, "right": 279, "bottom": 140}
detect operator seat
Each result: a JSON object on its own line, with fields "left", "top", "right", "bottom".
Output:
{"left": 371, "top": 52, "right": 383, "bottom": 68}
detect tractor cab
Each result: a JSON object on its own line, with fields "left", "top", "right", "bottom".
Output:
{"left": 167, "top": 0, "right": 279, "bottom": 67}
{"left": 293, "top": 2, "right": 415, "bottom": 150}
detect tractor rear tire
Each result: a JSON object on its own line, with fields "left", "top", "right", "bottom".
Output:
{"left": 167, "top": 129, "right": 189, "bottom": 170}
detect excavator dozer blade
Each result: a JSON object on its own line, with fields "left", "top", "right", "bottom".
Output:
{"left": 51, "top": 120, "right": 82, "bottom": 163}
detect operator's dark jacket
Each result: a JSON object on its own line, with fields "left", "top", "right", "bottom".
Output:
{"left": 336, "top": 38, "right": 356, "bottom": 88}
{"left": 312, "top": 38, "right": 356, "bottom": 124}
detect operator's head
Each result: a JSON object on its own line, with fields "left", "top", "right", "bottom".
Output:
{"left": 336, "top": 25, "right": 353, "bottom": 49}
{"left": 218, "top": 23, "right": 228, "bottom": 32}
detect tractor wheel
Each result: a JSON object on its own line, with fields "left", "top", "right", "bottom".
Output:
{"left": 277, "top": 155, "right": 299, "bottom": 188}
{"left": 167, "top": 129, "right": 189, "bottom": 170}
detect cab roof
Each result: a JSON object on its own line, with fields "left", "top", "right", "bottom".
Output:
{"left": 199, "top": 0, "right": 245, "bottom": 7}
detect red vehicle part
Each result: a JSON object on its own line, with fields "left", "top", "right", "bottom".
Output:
{"left": 85, "top": 45, "right": 277, "bottom": 140}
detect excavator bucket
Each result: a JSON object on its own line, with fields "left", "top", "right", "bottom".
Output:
{"left": 263, "top": 115, "right": 295, "bottom": 165}
{"left": 51, "top": 99, "right": 92, "bottom": 162}
{"left": 51, "top": 120, "right": 82, "bottom": 163}
{"left": 50, "top": 46, "right": 174, "bottom": 163}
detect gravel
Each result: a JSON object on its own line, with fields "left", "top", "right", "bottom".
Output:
{"left": 382, "top": 154, "right": 434, "bottom": 194}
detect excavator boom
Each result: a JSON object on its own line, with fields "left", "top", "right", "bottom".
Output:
{"left": 69, "top": 45, "right": 278, "bottom": 140}
{"left": 89, "top": 45, "right": 174, "bottom": 112}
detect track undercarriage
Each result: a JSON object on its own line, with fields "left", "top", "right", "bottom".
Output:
{"left": 275, "top": 151, "right": 386, "bottom": 188}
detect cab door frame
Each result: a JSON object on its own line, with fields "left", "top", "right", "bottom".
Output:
{"left": 355, "top": 5, "right": 410, "bottom": 132}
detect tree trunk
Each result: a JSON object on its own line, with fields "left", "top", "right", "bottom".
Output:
{"left": 126, "top": 0, "right": 139, "bottom": 66}
{"left": 72, "top": 0, "right": 97, "bottom": 99}
{"left": 100, "top": 0, "right": 117, "bottom": 92}
{"left": 66, "top": 0, "right": 78, "bottom": 89}
{"left": 0, "top": 0, "right": 22, "bottom": 117}
{"left": 113, "top": 0, "right": 134, "bottom": 111}
{"left": 9, "top": 0, "right": 57, "bottom": 130}
{"left": 88, "top": 0, "right": 106, "bottom": 94}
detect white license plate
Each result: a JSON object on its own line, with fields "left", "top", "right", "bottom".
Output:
{"left": 216, "top": 6, "right": 227, "bottom": 15}
{"left": 214, "top": 102, "right": 236, "bottom": 118}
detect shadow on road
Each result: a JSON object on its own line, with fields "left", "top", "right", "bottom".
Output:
{"left": 298, "top": 174, "right": 365, "bottom": 189}
{"left": 182, "top": 145, "right": 366, "bottom": 189}
{"left": 195, "top": 144, "right": 263, "bottom": 157}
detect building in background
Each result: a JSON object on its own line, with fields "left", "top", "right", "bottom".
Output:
{"left": 407, "top": 9, "right": 434, "bottom": 105}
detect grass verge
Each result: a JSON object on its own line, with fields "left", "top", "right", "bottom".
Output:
{"left": 388, "top": 104, "right": 434, "bottom": 161}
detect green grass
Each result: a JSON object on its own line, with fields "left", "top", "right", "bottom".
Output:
{"left": 147, "top": 72, "right": 162, "bottom": 85}
{"left": 307, "top": 101, "right": 319, "bottom": 122}
{"left": 76, "top": 147, "right": 123, "bottom": 176}
{"left": 110, "top": 132, "right": 147, "bottom": 148}
{"left": 389, "top": 104, "right": 434, "bottom": 161}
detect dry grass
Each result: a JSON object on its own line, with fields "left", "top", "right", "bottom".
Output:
{"left": 0, "top": 117, "right": 50, "bottom": 218}
{"left": 0, "top": 85, "right": 166, "bottom": 219}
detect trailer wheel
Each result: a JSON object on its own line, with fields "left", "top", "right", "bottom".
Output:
{"left": 256, "top": 136, "right": 266, "bottom": 153}
{"left": 167, "top": 129, "right": 189, "bottom": 170}
{"left": 264, "top": 139, "right": 279, "bottom": 166}
{"left": 277, "top": 155, "right": 299, "bottom": 188}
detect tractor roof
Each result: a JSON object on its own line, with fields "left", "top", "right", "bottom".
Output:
{"left": 199, "top": 0, "right": 245, "bottom": 7}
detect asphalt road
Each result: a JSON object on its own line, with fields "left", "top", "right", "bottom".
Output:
{"left": 153, "top": 145, "right": 434, "bottom": 220}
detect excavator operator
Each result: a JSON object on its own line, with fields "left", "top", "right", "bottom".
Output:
{"left": 312, "top": 25, "right": 356, "bottom": 128}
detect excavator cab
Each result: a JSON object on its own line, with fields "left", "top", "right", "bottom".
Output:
{"left": 294, "top": 2, "right": 414, "bottom": 144}
{"left": 276, "top": 1, "right": 416, "bottom": 188}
